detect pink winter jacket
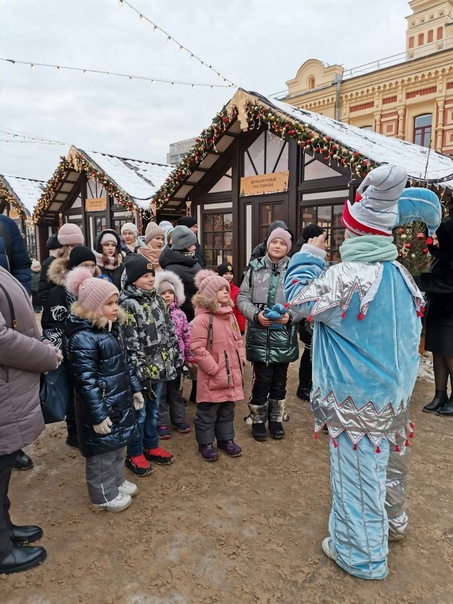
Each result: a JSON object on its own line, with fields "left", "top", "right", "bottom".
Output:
{"left": 190, "top": 293, "right": 246, "bottom": 404}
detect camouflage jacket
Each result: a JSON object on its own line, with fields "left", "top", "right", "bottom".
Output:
{"left": 119, "top": 283, "right": 182, "bottom": 383}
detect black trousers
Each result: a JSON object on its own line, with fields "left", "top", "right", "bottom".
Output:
{"left": 249, "top": 362, "right": 289, "bottom": 406}
{"left": 298, "top": 345, "right": 312, "bottom": 389}
{"left": 0, "top": 451, "right": 18, "bottom": 557}
{"left": 194, "top": 401, "right": 235, "bottom": 445}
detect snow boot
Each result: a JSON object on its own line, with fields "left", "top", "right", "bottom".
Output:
{"left": 247, "top": 402, "right": 268, "bottom": 442}
{"left": 423, "top": 389, "right": 448, "bottom": 413}
{"left": 268, "top": 398, "right": 287, "bottom": 439}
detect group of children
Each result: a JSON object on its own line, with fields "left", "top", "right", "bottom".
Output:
{"left": 40, "top": 222, "right": 298, "bottom": 513}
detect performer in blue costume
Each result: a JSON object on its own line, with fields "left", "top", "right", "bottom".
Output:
{"left": 284, "top": 164, "right": 442, "bottom": 580}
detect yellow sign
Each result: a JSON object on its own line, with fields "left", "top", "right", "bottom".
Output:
{"left": 8, "top": 208, "right": 20, "bottom": 219}
{"left": 240, "top": 170, "right": 289, "bottom": 197}
{"left": 85, "top": 197, "right": 107, "bottom": 212}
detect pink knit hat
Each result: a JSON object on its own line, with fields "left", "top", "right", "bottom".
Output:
{"left": 144, "top": 222, "right": 165, "bottom": 244}
{"left": 66, "top": 267, "right": 118, "bottom": 314}
{"left": 267, "top": 227, "right": 292, "bottom": 252}
{"left": 195, "top": 269, "right": 229, "bottom": 300}
{"left": 57, "top": 223, "right": 84, "bottom": 247}
{"left": 100, "top": 231, "right": 118, "bottom": 246}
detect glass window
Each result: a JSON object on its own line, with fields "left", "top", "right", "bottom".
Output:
{"left": 202, "top": 211, "right": 234, "bottom": 269}
{"left": 304, "top": 155, "right": 342, "bottom": 180}
{"left": 244, "top": 132, "right": 265, "bottom": 176}
{"left": 259, "top": 203, "right": 283, "bottom": 241}
{"left": 299, "top": 203, "right": 345, "bottom": 262}
{"left": 414, "top": 114, "right": 432, "bottom": 148}
{"left": 208, "top": 168, "right": 232, "bottom": 194}
{"left": 243, "top": 131, "right": 288, "bottom": 177}
{"left": 86, "top": 179, "right": 107, "bottom": 199}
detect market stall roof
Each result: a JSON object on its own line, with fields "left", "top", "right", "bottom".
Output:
{"left": 0, "top": 174, "right": 46, "bottom": 218}
{"left": 33, "top": 146, "right": 174, "bottom": 224}
{"left": 154, "top": 88, "right": 453, "bottom": 211}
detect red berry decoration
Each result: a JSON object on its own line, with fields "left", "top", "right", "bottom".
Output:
{"left": 399, "top": 228, "right": 405, "bottom": 234}
{"left": 422, "top": 248, "right": 429, "bottom": 254}
{"left": 416, "top": 232, "right": 425, "bottom": 240}
{"left": 405, "top": 243, "right": 411, "bottom": 249}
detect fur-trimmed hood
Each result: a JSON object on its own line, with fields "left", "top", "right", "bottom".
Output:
{"left": 154, "top": 270, "right": 185, "bottom": 306}
{"left": 48, "top": 257, "right": 101, "bottom": 287}
{"left": 69, "top": 301, "right": 125, "bottom": 329}
{"left": 192, "top": 292, "right": 233, "bottom": 314}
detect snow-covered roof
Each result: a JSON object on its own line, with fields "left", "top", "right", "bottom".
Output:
{"left": 264, "top": 93, "right": 453, "bottom": 184}
{"left": 82, "top": 150, "right": 174, "bottom": 211}
{"left": 0, "top": 175, "right": 46, "bottom": 215}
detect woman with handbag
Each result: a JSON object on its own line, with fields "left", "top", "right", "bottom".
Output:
{"left": 0, "top": 266, "right": 62, "bottom": 574}
{"left": 41, "top": 246, "right": 100, "bottom": 447}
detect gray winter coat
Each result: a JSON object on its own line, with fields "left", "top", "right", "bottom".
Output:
{"left": 0, "top": 267, "right": 58, "bottom": 455}
{"left": 237, "top": 255, "right": 302, "bottom": 364}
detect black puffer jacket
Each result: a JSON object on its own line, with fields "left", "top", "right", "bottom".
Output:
{"left": 64, "top": 305, "right": 140, "bottom": 458}
{"left": 159, "top": 246, "right": 201, "bottom": 321}
{"left": 415, "top": 216, "right": 453, "bottom": 326}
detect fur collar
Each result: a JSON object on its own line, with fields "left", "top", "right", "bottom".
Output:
{"left": 154, "top": 270, "right": 185, "bottom": 306}
{"left": 70, "top": 301, "right": 125, "bottom": 329}
{"left": 192, "top": 292, "right": 233, "bottom": 313}
{"left": 48, "top": 258, "right": 101, "bottom": 286}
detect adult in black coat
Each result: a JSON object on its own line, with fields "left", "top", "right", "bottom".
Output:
{"left": 159, "top": 225, "right": 201, "bottom": 322}
{"left": 176, "top": 216, "right": 205, "bottom": 268}
{"left": 415, "top": 216, "right": 453, "bottom": 416}
{"left": 0, "top": 215, "right": 31, "bottom": 294}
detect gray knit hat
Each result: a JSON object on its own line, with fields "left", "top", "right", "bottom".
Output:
{"left": 171, "top": 225, "right": 197, "bottom": 251}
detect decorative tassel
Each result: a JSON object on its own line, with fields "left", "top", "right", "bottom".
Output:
{"left": 375, "top": 445, "right": 381, "bottom": 454}
{"left": 332, "top": 438, "right": 338, "bottom": 448}
{"left": 341, "top": 310, "right": 346, "bottom": 319}
{"left": 405, "top": 439, "right": 410, "bottom": 447}
{"left": 353, "top": 443, "right": 357, "bottom": 450}
{"left": 291, "top": 279, "right": 298, "bottom": 284}
{"left": 409, "top": 432, "right": 414, "bottom": 439}
{"left": 283, "top": 303, "right": 290, "bottom": 308}
{"left": 313, "top": 432, "right": 319, "bottom": 441}
{"left": 416, "top": 309, "right": 424, "bottom": 317}
{"left": 307, "top": 314, "right": 313, "bottom": 323}
{"left": 410, "top": 422, "right": 415, "bottom": 430}
{"left": 357, "top": 312, "right": 365, "bottom": 320}
{"left": 395, "top": 445, "right": 400, "bottom": 452}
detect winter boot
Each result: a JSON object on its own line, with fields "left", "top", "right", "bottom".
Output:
{"left": 268, "top": 399, "right": 287, "bottom": 439}
{"left": 198, "top": 444, "right": 219, "bottom": 462}
{"left": 437, "top": 394, "right": 453, "bottom": 417}
{"left": 422, "top": 389, "right": 448, "bottom": 413}
{"left": 217, "top": 440, "right": 242, "bottom": 457}
{"left": 247, "top": 402, "right": 268, "bottom": 441}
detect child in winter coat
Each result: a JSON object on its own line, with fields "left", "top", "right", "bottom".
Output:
{"left": 119, "top": 254, "right": 183, "bottom": 476}
{"left": 41, "top": 246, "right": 100, "bottom": 448}
{"left": 65, "top": 268, "right": 143, "bottom": 513}
{"left": 190, "top": 270, "right": 246, "bottom": 462}
{"left": 155, "top": 270, "right": 194, "bottom": 438}
{"left": 217, "top": 262, "right": 246, "bottom": 335}
{"left": 237, "top": 228, "right": 302, "bottom": 442}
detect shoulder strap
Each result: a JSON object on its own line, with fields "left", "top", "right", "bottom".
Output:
{"left": 0, "top": 282, "right": 17, "bottom": 329}
{"left": 207, "top": 313, "right": 213, "bottom": 350}
{"left": 0, "top": 221, "right": 12, "bottom": 269}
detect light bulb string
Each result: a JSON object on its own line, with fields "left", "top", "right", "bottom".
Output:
{"left": 0, "top": 57, "right": 234, "bottom": 88}
{"left": 118, "top": 0, "right": 237, "bottom": 88}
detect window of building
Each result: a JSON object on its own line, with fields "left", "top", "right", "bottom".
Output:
{"left": 303, "top": 153, "right": 342, "bottom": 181}
{"left": 86, "top": 178, "right": 107, "bottom": 199}
{"left": 300, "top": 203, "right": 344, "bottom": 262}
{"left": 208, "top": 168, "right": 232, "bottom": 193}
{"left": 409, "top": 36, "right": 414, "bottom": 48}
{"left": 308, "top": 77, "right": 315, "bottom": 90}
{"left": 418, "top": 33, "right": 424, "bottom": 45}
{"left": 259, "top": 202, "right": 284, "bottom": 241}
{"left": 437, "top": 26, "right": 443, "bottom": 39}
{"left": 203, "top": 212, "right": 233, "bottom": 267}
{"left": 428, "top": 29, "right": 434, "bottom": 42}
{"left": 414, "top": 114, "right": 432, "bottom": 148}
{"left": 243, "top": 131, "right": 288, "bottom": 177}
{"left": 360, "top": 125, "right": 373, "bottom": 131}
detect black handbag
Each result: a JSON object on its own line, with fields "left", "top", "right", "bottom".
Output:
{"left": 40, "top": 362, "right": 71, "bottom": 424}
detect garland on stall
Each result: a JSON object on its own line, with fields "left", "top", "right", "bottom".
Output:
{"left": 153, "top": 100, "right": 376, "bottom": 209}
{"left": 33, "top": 151, "right": 145, "bottom": 223}
{"left": 0, "top": 181, "right": 28, "bottom": 219}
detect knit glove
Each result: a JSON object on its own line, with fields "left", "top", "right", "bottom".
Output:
{"left": 133, "top": 392, "right": 144, "bottom": 410}
{"left": 263, "top": 303, "right": 287, "bottom": 330}
{"left": 93, "top": 417, "right": 112, "bottom": 435}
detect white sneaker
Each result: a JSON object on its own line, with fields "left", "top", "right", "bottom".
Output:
{"left": 118, "top": 479, "right": 138, "bottom": 498}
{"left": 92, "top": 492, "right": 132, "bottom": 513}
{"left": 321, "top": 537, "right": 334, "bottom": 560}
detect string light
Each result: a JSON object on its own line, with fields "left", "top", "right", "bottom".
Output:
{"left": 118, "top": 0, "right": 237, "bottom": 88}
{"left": 0, "top": 57, "right": 234, "bottom": 88}
{"left": 0, "top": 128, "right": 68, "bottom": 146}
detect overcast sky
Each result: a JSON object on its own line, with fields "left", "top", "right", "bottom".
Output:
{"left": 0, "top": 0, "right": 409, "bottom": 181}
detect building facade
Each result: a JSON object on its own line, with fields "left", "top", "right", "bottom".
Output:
{"left": 282, "top": 0, "right": 453, "bottom": 158}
